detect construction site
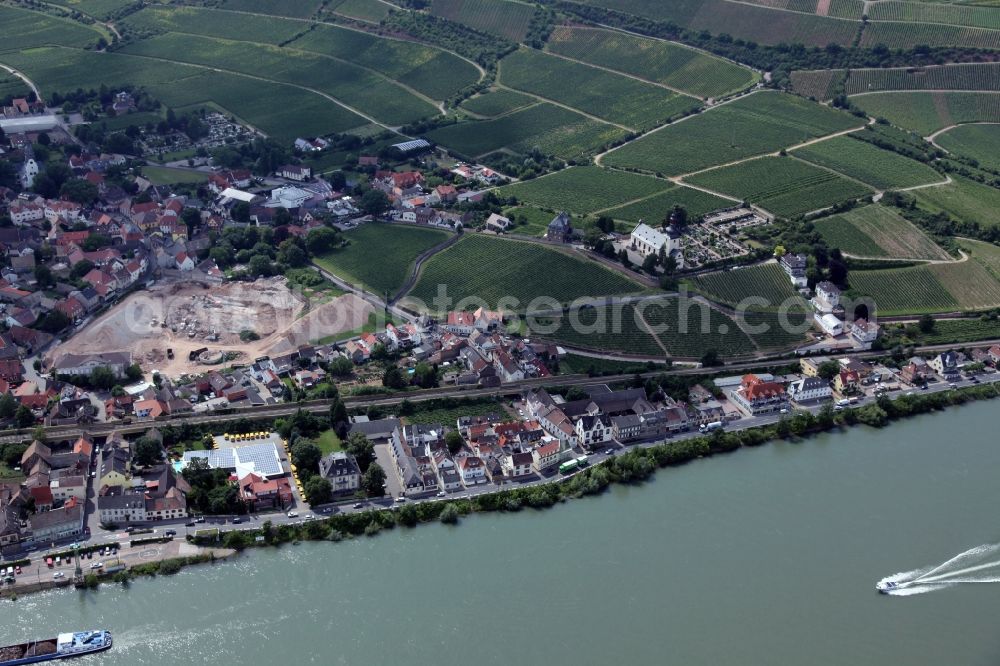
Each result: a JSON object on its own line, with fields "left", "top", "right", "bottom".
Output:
{"left": 51, "top": 277, "right": 374, "bottom": 377}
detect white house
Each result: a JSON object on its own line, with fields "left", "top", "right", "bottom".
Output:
{"left": 816, "top": 313, "right": 844, "bottom": 337}
{"left": 485, "top": 213, "right": 512, "bottom": 233}
{"left": 630, "top": 222, "right": 680, "bottom": 257}
{"left": 812, "top": 281, "right": 841, "bottom": 313}
{"left": 9, "top": 200, "right": 44, "bottom": 226}
{"left": 175, "top": 252, "right": 195, "bottom": 271}
{"left": 574, "top": 414, "right": 613, "bottom": 447}
{"left": 279, "top": 164, "right": 312, "bottom": 182}
{"left": 780, "top": 253, "right": 808, "bottom": 288}
{"left": 786, "top": 377, "right": 833, "bottom": 403}
{"left": 531, "top": 441, "right": 563, "bottom": 472}
{"left": 502, "top": 451, "right": 534, "bottom": 478}
{"left": 456, "top": 456, "right": 487, "bottom": 485}
{"left": 850, "top": 318, "right": 880, "bottom": 346}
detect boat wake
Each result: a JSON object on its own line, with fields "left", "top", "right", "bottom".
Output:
{"left": 878, "top": 543, "right": 1000, "bottom": 596}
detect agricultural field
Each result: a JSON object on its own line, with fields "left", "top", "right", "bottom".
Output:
{"left": 140, "top": 166, "right": 209, "bottom": 186}
{"left": 497, "top": 167, "right": 671, "bottom": 216}
{"left": 812, "top": 205, "right": 952, "bottom": 260}
{"left": 911, "top": 175, "right": 1000, "bottom": 231}
{"left": 287, "top": 24, "right": 481, "bottom": 102}
{"left": 328, "top": 0, "right": 392, "bottom": 22}
{"left": 686, "top": 0, "right": 861, "bottom": 47}
{"left": 845, "top": 63, "right": 1000, "bottom": 95}
{"left": 600, "top": 186, "right": 733, "bottom": 224}
{"left": 859, "top": 22, "right": 1000, "bottom": 50}
{"left": 867, "top": 1, "right": 1000, "bottom": 30}
{"left": 882, "top": 318, "right": 1000, "bottom": 346}
{"left": 499, "top": 49, "right": 699, "bottom": 131}
{"left": 570, "top": 0, "right": 708, "bottom": 26}
{"left": 790, "top": 69, "right": 846, "bottom": 101}
{"left": 0, "top": 5, "right": 103, "bottom": 53}
{"left": 430, "top": 0, "right": 536, "bottom": 42}
{"left": 0, "top": 47, "right": 358, "bottom": 141}
{"left": 934, "top": 124, "right": 1000, "bottom": 172}
{"left": 544, "top": 26, "right": 757, "bottom": 99}
{"left": 121, "top": 6, "right": 305, "bottom": 44}
{"left": 406, "top": 235, "right": 645, "bottom": 311}
{"left": 0, "top": 74, "right": 30, "bottom": 104}
{"left": 425, "top": 103, "right": 628, "bottom": 160}
{"left": 851, "top": 92, "right": 1000, "bottom": 135}
{"left": 686, "top": 156, "right": 873, "bottom": 218}
{"left": 217, "top": 0, "right": 325, "bottom": 18}
{"left": 792, "top": 134, "right": 943, "bottom": 190}
{"left": 847, "top": 240, "right": 1000, "bottom": 314}
{"left": 602, "top": 90, "right": 860, "bottom": 176}
{"left": 687, "top": 263, "right": 803, "bottom": 310}
{"left": 314, "top": 224, "right": 451, "bottom": 298}
{"left": 531, "top": 298, "right": 760, "bottom": 359}
{"left": 119, "top": 33, "right": 436, "bottom": 127}
{"left": 460, "top": 89, "right": 534, "bottom": 117}
{"left": 404, "top": 398, "right": 509, "bottom": 426}
{"left": 46, "top": 0, "right": 133, "bottom": 19}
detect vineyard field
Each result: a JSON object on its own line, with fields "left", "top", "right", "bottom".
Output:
{"left": 499, "top": 49, "right": 698, "bottom": 131}
{"left": 687, "top": 263, "right": 803, "bottom": 309}
{"left": 0, "top": 5, "right": 102, "bottom": 53}
{"left": 867, "top": 1, "right": 1000, "bottom": 30}
{"left": 851, "top": 92, "right": 1000, "bottom": 135}
{"left": 848, "top": 267, "right": 959, "bottom": 315}
{"left": 912, "top": 175, "right": 1000, "bottom": 230}
{"left": 460, "top": 90, "right": 534, "bottom": 117}
{"left": 846, "top": 63, "right": 1000, "bottom": 95}
{"left": 429, "top": 0, "right": 535, "bottom": 42}
{"left": 860, "top": 21, "right": 1000, "bottom": 50}
{"left": 601, "top": 185, "right": 733, "bottom": 224}
{"left": 813, "top": 205, "right": 951, "bottom": 260}
{"left": 603, "top": 90, "right": 860, "bottom": 176}
{"left": 218, "top": 0, "right": 324, "bottom": 18}
{"left": 0, "top": 75, "right": 30, "bottom": 104}
{"left": 406, "top": 235, "right": 645, "bottom": 311}
{"left": 934, "top": 124, "right": 1000, "bottom": 172}
{"left": 426, "top": 103, "right": 628, "bottom": 160}
{"left": 686, "top": 0, "right": 860, "bottom": 47}
{"left": 45, "top": 0, "right": 134, "bottom": 19}
{"left": 792, "top": 135, "right": 943, "bottom": 190}
{"left": 123, "top": 6, "right": 305, "bottom": 44}
{"left": 497, "top": 167, "right": 671, "bottom": 216}
{"left": 329, "top": 0, "right": 391, "bottom": 22}
{"left": 686, "top": 156, "right": 873, "bottom": 217}
{"left": 544, "top": 26, "right": 757, "bottom": 99}
{"left": 790, "top": 69, "right": 846, "bottom": 100}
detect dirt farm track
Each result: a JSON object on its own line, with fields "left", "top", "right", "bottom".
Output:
{"left": 48, "top": 278, "right": 373, "bottom": 376}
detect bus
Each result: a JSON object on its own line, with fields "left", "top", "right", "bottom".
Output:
{"left": 559, "top": 459, "right": 579, "bottom": 474}
{"left": 576, "top": 455, "right": 590, "bottom": 468}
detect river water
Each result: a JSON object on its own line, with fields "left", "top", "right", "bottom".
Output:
{"left": 2, "top": 401, "right": 999, "bottom": 665}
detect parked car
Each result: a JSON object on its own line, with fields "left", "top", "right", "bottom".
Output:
{"left": 164, "top": 529, "right": 177, "bottom": 537}
{"left": 287, "top": 511, "right": 299, "bottom": 518}
{"left": 353, "top": 503, "right": 363, "bottom": 509}
{"left": 53, "top": 572, "right": 65, "bottom": 580}
{"left": 232, "top": 517, "right": 242, "bottom": 524}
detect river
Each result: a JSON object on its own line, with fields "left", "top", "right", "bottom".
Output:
{"left": 2, "top": 401, "right": 999, "bottom": 665}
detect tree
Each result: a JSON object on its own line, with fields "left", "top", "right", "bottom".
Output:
{"left": 303, "top": 476, "right": 332, "bottom": 505}
{"left": 14, "top": 405, "right": 35, "bottom": 428}
{"left": 290, "top": 439, "right": 322, "bottom": 477}
{"left": 306, "top": 226, "right": 340, "bottom": 255}
{"left": 382, "top": 366, "right": 407, "bottom": 389}
{"left": 181, "top": 208, "right": 201, "bottom": 236}
{"left": 360, "top": 189, "right": 390, "bottom": 216}
{"left": 445, "top": 431, "right": 464, "bottom": 456}
{"left": 328, "top": 356, "right": 354, "bottom": 377}
{"left": 276, "top": 239, "right": 307, "bottom": 267}
{"left": 35, "top": 310, "right": 71, "bottom": 333}
{"left": 817, "top": 360, "right": 842, "bottom": 380}
{"left": 361, "top": 462, "right": 386, "bottom": 496}
{"left": 700, "top": 349, "right": 721, "bottom": 367}
{"left": 247, "top": 254, "right": 272, "bottom": 277}
{"left": 34, "top": 264, "right": 54, "bottom": 289}
{"left": 412, "top": 362, "right": 438, "bottom": 388}
{"left": 344, "top": 431, "right": 374, "bottom": 470}
{"left": 918, "top": 314, "right": 936, "bottom": 334}
{"left": 439, "top": 503, "right": 460, "bottom": 524}
{"left": 133, "top": 436, "right": 163, "bottom": 466}
{"left": 0, "top": 392, "right": 18, "bottom": 420}
{"left": 774, "top": 245, "right": 787, "bottom": 258}
{"left": 59, "top": 179, "right": 98, "bottom": 204}
{"left": 125, "top": 363, "right": 143, "bottom": 382}
{"left": 90, "top": 366, "right": 116, "bottom": 390}
{"left": 641, "top": 254, "right": 658, "bottom": 274}
{"left": 70, "top": 259, "right": 95, "bottom": 279}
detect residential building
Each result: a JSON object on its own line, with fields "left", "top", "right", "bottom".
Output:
{"left": 502, "top": 451, "right": 534, "bottom": 478}
{"left": 51, "top": 351, "right": 132, "bottom": 377}
{"left": 546, "top": 212, "right": 573, "bottom": 243}
{"left": 531, "top": 441, "right": 563, "bottom": 472}
{"left": 279, "top": 164, "right": 312, "bottom": 181}
{"left": 456, "top": 456, "right": 487, "bottom": 485}
{"left": 833, "top": 369, "right": 861, "bottom": 395}
{"left": 319, "top": 451, "right": 361, "bottom": 496}
{"left": 238, "top": 473, "right": 293, "bottom": 511}
{"left": 485, "top": 213, "right": 512, "bottom": 233}
{"left": 929, "top": 351, "right": 961, "bottom": 379}
{"left": 787, "top": 376, "right": 833, "bottom": 403}
{"left": 28, "top": 497, "right": 84, "bottom": 543}
{"left": 731, "top": 374, "right": 789, "bottom": 415}
{"left": 780, "top": 253, "right": 808, "bottom": 288}
{"left": 816, "top": 313, "right": 844, "bottom": 337}
{"left": 812, "top": 281, "right": 841, "bottom": 314}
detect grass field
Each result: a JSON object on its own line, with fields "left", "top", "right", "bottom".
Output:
{"left": 600, "top": 185, "right": 733, "bottom": 224}
{"left": 497, "top": 167, "right": 671, "bottom": 215}
{"left": 851, "top": 92, "right": 1000, "bottom": 135}
{"left": 120, "top": 33, "right": 436, "bottom": 127}
{"left": 426, "top": 102, "right": 628, "bottom": 160}
{"left": 687, "top": 263, "right": 803, "bottom": 309}
{"left": 141, "top": 166, "right": 209, "bottom": 186}
{"left": 603, "top": 91, "right": 860, "bottom": 176}
{"left": 859, "top": 22, "right": 1000, "bottom": 50}
{"left": 502, "top": 206, "right": 560, "bottom": 237}
{"left": 813, "top": 205, "right": 951, "bottom": 260}
{"left": 406, "top": 235, "right": 645, "bottom": 311}
{"left": 499, "top": 49, "right": 699, "bottom": 131}
{"left": 315, "top": 224, "right": 450, "bottom": 297}
{"left": 847, "top": 239, "right": 1000, "bottom": 314}
{"left": 0, "top": 5, "right": 103, "bottom": 53}
{"left": 312, "top": 429, "right": 343, "bottom": 456}
{"left": 911, "top": 175, "right": 1000, "bottom": 231}
{"left": 686, "top": 156, "right": 873, "bottom": 217}
{"left": 846, "top": 63, "right": 1000, "bottom": 95}
{"left": 430, "top": 0, "right": 535, "bottom": 41}
{"left": 544, "top": 26, "right": 757, "bottom": 99}
{"left": 792, "top": 134, "right": 943, "bottom": 190}
{"left": 460, "top": 89, "right": 534, "bottom": 117}
{"left": 934, "top": 124, "right": 1000, "bottom": 172}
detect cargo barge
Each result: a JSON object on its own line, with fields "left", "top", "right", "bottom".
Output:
{"left": 0, "top": 631, "right": 112, "bottom": 665}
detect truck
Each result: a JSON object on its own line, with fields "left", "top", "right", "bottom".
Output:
{"left": 836, "top": 398, "right": 851, "bottom": 407}
{"left": 700, "top": 421, "right": 723, "bottom": 433}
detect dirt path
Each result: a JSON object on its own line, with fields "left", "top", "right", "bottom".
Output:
{"left": 633, "top": 304, "right": 671, "bottom": 357}
{"left": 0, "top": 62, "right": 40, "bottom": 100}
{"left": 925, "top": 123, "right": 1000, "bottom": 151}
{"left": 842, "top": 248, "right": 968, "bottom": 264}
{"left": 898, "top": 173, "right": 952, "bottom": 191}
{"left": 391, "top": 232, "right": 460, "bottom": 304}
{"left": 816, "top": 0, "right": 832, "bottom": 17}
{"left": 493, "top": 79, "right": 635, "bottom": 132}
